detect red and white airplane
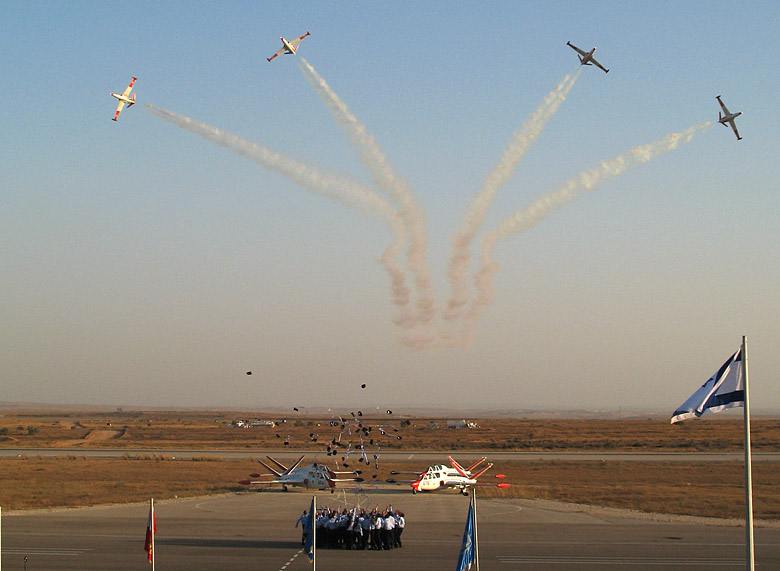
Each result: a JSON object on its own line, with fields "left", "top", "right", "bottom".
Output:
{"left": 566, "top": 41, "right": 609, "bottom": 73}
{"left": 238, "top": 455, "right": 362, "bottom": 492}
{"left": 389, "top": 456, "right": 509, "bottom": 495}
{"left": 267, "top": 31, "right": 310, "bottom": 62}
{"left": 110, "top": 77, "right": 137, "bottom": 121}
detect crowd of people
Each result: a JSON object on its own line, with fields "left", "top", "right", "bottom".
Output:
{"left": 296, "top": 505, "right": 405, "bottom": 550}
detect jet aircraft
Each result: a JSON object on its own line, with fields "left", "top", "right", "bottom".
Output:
{"left": 110, "top": 77, "right": 137, "bottom": 121}
{"left": 238, "top": 455, "right": 362, "bottom": 492}
{"left": 388, "top": 456, "right": 509, "bottom": 495}
{"left": 716, "top": 95, "right": 742, "bottom": 140}
{"left": 267, "top": 31, "right": 311, "bottom": 62}
{"left": 566, "top": 42, "right": 609, "bottom": 73}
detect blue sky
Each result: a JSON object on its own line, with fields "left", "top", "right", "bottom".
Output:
{"left": 2, "top": 2, "right": 779, "bottom": 412}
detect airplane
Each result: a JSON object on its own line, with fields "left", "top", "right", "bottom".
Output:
{"left": 238, "top": 454, "right": 363, "bottom": 492}
{"left": 716, "top": 95, "right": 742, "bottom": 140}
{"left": 566, "top": 41, "right": 609, "bottom": 73}
{"left": 267, "top": 31, "right": 311, "bottom": 62}
{"left": 110, "top": 77, "right": 137, "bottom": 121}
{"left": 388, "top": 456, "right": 510, "bottom": 496}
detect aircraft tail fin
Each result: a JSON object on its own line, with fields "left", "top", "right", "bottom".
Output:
{"left": 259, "top": 459, "right": 283, "bottom": 478}
{"left": 285, "top": 454, "right": 306, "bottom": 474}
{"left": 448, "top": 456, "right": 469, "bottom": 478}
{"left": 470, "top": 463, "right": 494, "bottom": 480}
{"left": 465, "top": 457, "right": 488, "bottom": 472}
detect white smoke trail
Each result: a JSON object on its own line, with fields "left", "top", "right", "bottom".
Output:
{"left": 425, "top": 122, "right": 711, "bottom": 350}
{"left": 445, "top": 70, "right": 581, "bottom": 321}
{"left": 298, "top": 57, "right": 435, "bottom": 327}
{"left": 144, "top": 104, "right": 414, "bottom": 324}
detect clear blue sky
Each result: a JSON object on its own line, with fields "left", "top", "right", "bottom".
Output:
{"left": 2, "top": 1, "right": 779, "bottom": 412}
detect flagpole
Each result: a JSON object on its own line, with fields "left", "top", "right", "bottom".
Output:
{"left": 742, "top": 336, "right": 754, "bottom": 571}
{"left": 151, "top": 498, "right": 155, "bottom": 571}
{"left": 313, "top": 495, "right": 316, "bottom": 571}
{"left": 473, "top": 489, "right": 479, "bottom": 571}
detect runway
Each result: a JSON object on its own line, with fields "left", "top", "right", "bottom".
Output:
{"left": 4, "top": 447, "right": 780, "bottom": 462}
{"left": 3, "top": 490, "right": 780, "bottom": 570}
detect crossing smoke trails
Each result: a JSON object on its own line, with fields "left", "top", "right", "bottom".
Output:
{"left": 442, "top": 121, "right": 713, "bottom": 347}
{"left": 147, "top": 67, "right": 711, "bottom": 351}
{"left": 298, "top": 57, "right": 435, "bottom": 329}
{"left": 144, "top": 104, "right": 414, "bottom": 325}
{"left": 445, "top": 69, "right": 581, "bottom": 322}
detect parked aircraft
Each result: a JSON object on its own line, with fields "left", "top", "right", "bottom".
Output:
{"left": 267, "top": 31, "right": 311, "bottom": 62}
{"left": 388, "top": 456, "right": 509, "bottom": 495}
{"left": 716, "top": 95, "right": 742, "bottom": 140}
{"left": 110, "top": 77, "right": 137, "bottom": 121}
{"left": 566, "top": 42, "right": 609, "bottom": 73}
{"left": 238, "top": 455, "right": 362, "bottom": 492}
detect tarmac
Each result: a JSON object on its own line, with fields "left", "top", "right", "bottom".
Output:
{"left": 3, "top": 489, "right": 780, "bottom": 570}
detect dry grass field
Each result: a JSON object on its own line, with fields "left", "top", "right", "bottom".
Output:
{"left": 2, "top": 409, "right": 780, "bottom": 520}
{"left": 3, "top": 409, "right": 780, "bottom": 451}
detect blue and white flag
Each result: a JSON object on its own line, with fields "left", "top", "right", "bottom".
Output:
{"left": 671, "top": 348, "right": 744, "bottom": 424}
{"left": 456, "top": 495, "right": 476, "bottom": 571}
{"left": 303, "top": 496, "right": 315, "bottom": 563}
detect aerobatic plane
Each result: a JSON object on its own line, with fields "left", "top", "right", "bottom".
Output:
{"left": 238, "top": 455, "right": 362, "bottom": 492}
{"left": 110, "top": 77, "right": 137, "bottom": 121}
{"left": 716, "top": 95, "right": 742, "bottom": 140}
{"left": 267, "top": 31, "right": 311, "bottom": 62}
{"left": 566, "top": 42, "right": 609, "bottom": 73}
{"left": 388, "top": 456, "right": 509, "bottom": 495}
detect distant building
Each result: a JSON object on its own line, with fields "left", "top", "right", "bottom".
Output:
{"left": 447, "top": 419, "right": 478, "bottom": 429}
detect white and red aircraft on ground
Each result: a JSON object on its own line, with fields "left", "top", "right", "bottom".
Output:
{"left": 239, "top": 455, "right": 362, "bottom": 492}
{"left": 389, "top": 456, "right": 510, "bottom": 495}
{"left": 110, "top": 77, "right": 137, "bottom": 121}
{"left": 267, "top": 31, "right": 311, "bottom": 62}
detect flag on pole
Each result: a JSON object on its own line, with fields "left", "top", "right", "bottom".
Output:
{"left": 671, "top": 348, "right": 743, "bottom": 424}
{"left": 144, "top": 499, "right": 156, "bottom": 564}
{"left": 303, "top": 495, "right": 315, "bottom": 564}
{"left": 456, "top": 493, "right": 477, "bottom": 571}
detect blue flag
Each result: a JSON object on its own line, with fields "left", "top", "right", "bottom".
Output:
{"left": 303, "top": 496, "right": 315, "bottom": 563}
{"left": 456, "top": 497, "right": 476, "bottom": 571}
{"left": 671, "top": 348, "right": 744, "bottom": 424}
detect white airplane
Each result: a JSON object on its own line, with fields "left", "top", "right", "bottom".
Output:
{"left": 566, "top": 41, "right": 609, "bottom": 73}
{"left": 110, "top": 77, "right": 137, "bottom": 121}
{"left": 238, "top": 455, "right": 362, "bottom": 492}
{"left": 389, "top": 456, "right": 509, "bottom": 495}
{"left": 716, "top": 95, "right": 742, "bottom": 140}
{"left": 267, "top": 31, "right": 311, "bottom": 62}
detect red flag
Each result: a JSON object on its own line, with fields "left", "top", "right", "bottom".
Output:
{"left": 144, "top": 500, "right": 157, "bottom": 563}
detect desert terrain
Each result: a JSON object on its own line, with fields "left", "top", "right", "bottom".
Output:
{"left": 2, "top": 408, "right": 779, "bottom": 521}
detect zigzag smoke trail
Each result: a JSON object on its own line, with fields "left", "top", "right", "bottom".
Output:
{"left": 298, "top": 57, "right": 435, "bottom": 330}
{"left": 445, "top": 69, "right": 581, "bottom": 322}
{"left": 144, "top": 104, "right": 414, "bottom": 324}
{"left": 427, "top": 121, "right": 711, "bottom": 350}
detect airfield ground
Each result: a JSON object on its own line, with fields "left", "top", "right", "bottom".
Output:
{"left": 2, "top": 409, "right": 780, "bottom": 521}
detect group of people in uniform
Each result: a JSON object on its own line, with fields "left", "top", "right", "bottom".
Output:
{"left": 296, "top": 505, "right": 405, "bottom": 550}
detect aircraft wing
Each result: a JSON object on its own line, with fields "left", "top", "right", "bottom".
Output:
{"left": 121, "top": 77, "right": 137, "bottom": 98}
{"left": 238, "top": 478, "right": 275, "bottom": 485}
{"left": 267, "top": 46, "right": 286, "bottom": 62}
{"left": 730, "top": 121, "right": 741, "bottom": 140}
{"left": 114, "top": 100, "right": 126, "bottom": 119}
{"left": 716, "top": 96, "right": 731, "bottom": 116}
{"left": 566, "top": 42, "right": 588, "bottom": 57}
{"left": 288, "top": 31, "right": 310, "bottom": 50}
{"left": 590, "top": 58, "right": 609, "bottom": 73}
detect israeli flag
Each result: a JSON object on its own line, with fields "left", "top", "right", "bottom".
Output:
{"left": 671, "top": 348, "right": 744, "bottom": 424}
{"left": 456, "top": 497, "right": 476, "bottom": 571}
